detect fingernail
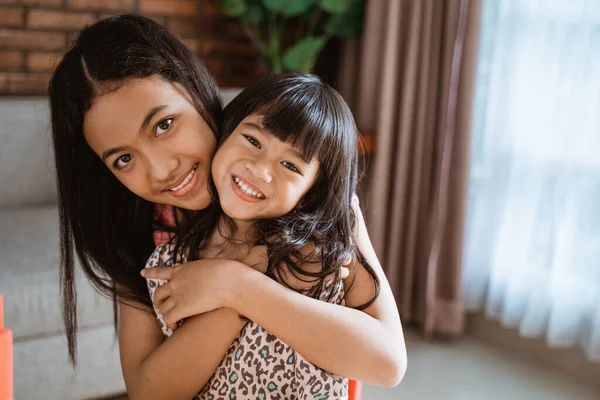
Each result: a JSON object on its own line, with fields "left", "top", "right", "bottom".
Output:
{"left": 140, "top": 270, "right": 146, "bottom": 276}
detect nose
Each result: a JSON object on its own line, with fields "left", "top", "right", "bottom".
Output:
{"left": 245, "top": 160, "right": 272, "bottom": 184}
{"left": 147, "top": 151, "right": 180, "bottom": 184}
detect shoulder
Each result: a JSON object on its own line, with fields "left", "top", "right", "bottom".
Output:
{"left": 343, "top": 258, "right": 378, "bottom": 309}
{"left": 275, "top": 243, "right": 345, "bottom": 303}
{"left": 145, "top": 242, "right": 187, "bottom": 269}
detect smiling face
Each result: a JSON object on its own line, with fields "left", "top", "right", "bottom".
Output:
{"left": 211, "top": 114, "right": 320, "bottom": 222}
{"left": 83, "top": 76, "right": 217, "bottom": 210}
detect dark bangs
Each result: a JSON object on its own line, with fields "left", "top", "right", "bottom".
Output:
{"left": 221, "top": 73, "right": 356, "bottom": 166}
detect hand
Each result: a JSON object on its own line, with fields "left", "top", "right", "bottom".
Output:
{"left": 141, "top": 259, "right": 241, "bottom": 330}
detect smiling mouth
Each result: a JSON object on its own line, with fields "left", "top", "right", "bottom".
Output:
{"left": 233, "top": 176, "right": 265, "bottom": 199}
{"left": 168, "top": 164, "right": 197, "bottom": 192}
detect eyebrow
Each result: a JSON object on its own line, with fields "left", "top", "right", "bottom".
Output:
{"left": 140, "top": 105, "right": 168, "bottom": 135}
{"left": 101, "top": 145, "right": 126, "bottom": 162}
{"left": 241, "top": 122, "right": 310, "bottom": 162}
{"left": 101, "top": 104, "right": 167, "bottom": 162}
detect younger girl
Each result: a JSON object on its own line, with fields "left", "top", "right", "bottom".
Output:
{"left": 143, "top": 74, "right": 406, "bottom": 399}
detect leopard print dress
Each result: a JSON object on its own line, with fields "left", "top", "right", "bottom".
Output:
{"left": 145, "top": 243, "right": 349, "bottom": 400}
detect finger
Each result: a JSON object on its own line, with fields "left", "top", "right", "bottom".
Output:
{"left": 163, "top": 306, "right": 184, "bottom": 330}
{"left": 153, "top": 283, "right": 172, "bottom": 307}
{"left": 157, "top": 297, "right": 176, "bottom": 319}
{"left": 141, "top": 267, "right": 174, "bottom": 280}
{"left": 340, "top": 266, "right": 350, "bottom": 279}
{"left": 166, "top": 318, "right": 181, "bottom": 331}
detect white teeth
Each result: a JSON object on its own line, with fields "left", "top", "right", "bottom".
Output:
{"left": 169, "top": 165, "right": 196, "bottom": 192}
{"left": 234, "top": 177, "right": 264, "bottom": 199}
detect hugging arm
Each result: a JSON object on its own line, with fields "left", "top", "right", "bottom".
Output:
{"left": 139, "top": 203, "right": 407, "bottom": 391}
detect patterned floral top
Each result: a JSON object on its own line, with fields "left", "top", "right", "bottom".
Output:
{"left": 145, "top": 243, "right": 349, "bottom": 400}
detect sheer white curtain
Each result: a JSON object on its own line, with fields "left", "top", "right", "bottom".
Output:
{"left": 462, "top": 0, "right": 600, "bottom": 361}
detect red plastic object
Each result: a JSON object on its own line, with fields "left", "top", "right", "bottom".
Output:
{"left": 348, "top": 379, "right": 361, "bottom": 400}
{"left": 0, "top": 295, "right": 14, "bottom": 400}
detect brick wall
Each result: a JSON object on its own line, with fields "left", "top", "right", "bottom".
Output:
{"left": 0, "top": 0, "right": 263, "bottom": 95}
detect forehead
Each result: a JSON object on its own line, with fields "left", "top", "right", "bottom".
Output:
{"left": 237, "top": 115, "right": 320, "bottom": 169}
{"left": 83, "top": 77, "right": 193, "bottom": 148}
{"left": 239, "top": 115, "right": 318, "bottom": 163}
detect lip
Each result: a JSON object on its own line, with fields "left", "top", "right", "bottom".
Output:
{"left": 164, "top": 164, "right": 199, "bottom": 198}
{"left": 231, "top": 175, "right": 265, "bottom": 203}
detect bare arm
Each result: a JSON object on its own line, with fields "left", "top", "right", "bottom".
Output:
{"left": 143, "top": 204, "right": 407, "bottom": 388}
{"left": 231, "top": 200, "right": 406, "bottom": 386}
{"left": 119, "top": 301, "right": 245, "bottom": 400}
{"left": 118, "top": 248, "right": 266, "bottom": 400}
{"left": 225, "top": 240, "right": 406, "bottom": 386}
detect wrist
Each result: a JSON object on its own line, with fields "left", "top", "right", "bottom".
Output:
{"left": 219, "top": 260, "right": 253, "bottom": 310}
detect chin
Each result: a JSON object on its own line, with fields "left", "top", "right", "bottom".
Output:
{"left": 220, "top": 206, "right": 255, "bottom": 221}
{"left": 187, "top": 195, "right": 212, "bottom": 211}
{"left": 168, "top": 193, "right": 211, "bottom": 211}
{"left": 223, "top": 210, "right": 252, "bottom": 220}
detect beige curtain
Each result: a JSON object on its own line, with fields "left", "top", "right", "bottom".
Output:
{"left": 340, "top": 0, "right": 482, "bottom": 336}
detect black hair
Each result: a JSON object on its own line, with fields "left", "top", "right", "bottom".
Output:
{"left": 184, "top": 73, "right": 380, "bottom": 308}
{"left": 48, "top": 14, "right": 222, "bottom": 364}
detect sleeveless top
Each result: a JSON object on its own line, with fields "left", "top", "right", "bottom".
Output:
{"left": 145, "top": 242, "right": 349, "bottom": 400}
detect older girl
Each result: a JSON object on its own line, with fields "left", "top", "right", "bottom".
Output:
{"left": 50, "top": 15, "right": 405, "bottom": 399}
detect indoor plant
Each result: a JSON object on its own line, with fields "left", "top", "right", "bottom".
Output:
{"left": 218, "top": 0, "right": 365, "bottom": 74}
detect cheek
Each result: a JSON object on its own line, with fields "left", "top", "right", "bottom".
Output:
{"left": 114, "top": 170, "right": 151, "bottom": 198}
{"left": 210, "top": 149, "right": 226, "bottom": 183}
{"left": 287, "top": 181, "right": 314, "bottom": 206}
{"left": 278, "top": 181, "right": 303, "bottom": 208}
{"left": 177, "top": 120, "right": 217, "bottom": 161}
{"left": 211, "top": 143, "right": 238, "bottom": 179}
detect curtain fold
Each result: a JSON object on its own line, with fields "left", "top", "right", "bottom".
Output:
{"left": 340, "top": 0, "right": 482, "bottom": 336}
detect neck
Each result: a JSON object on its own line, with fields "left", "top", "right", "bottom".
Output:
{"left": 214, "top": 215, "right": 257, "bottom": 244}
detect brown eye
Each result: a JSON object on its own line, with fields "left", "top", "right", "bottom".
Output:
{"left": 244, "top": 135, "right": 261, "bottom": 148}
{"left": 282, "top": 161, "right": 300, "bottom": 174}
{"left": 114, "top": 154, "right": 133, "bottom": 169}
{"left": 156, "top": 118, "right": 173, "bottom": 136}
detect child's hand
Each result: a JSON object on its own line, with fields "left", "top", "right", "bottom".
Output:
{"left": 141, "top": 259, "right": 240, "bottom": 330}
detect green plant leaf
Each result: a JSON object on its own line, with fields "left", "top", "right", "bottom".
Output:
{"left": 218, "top": 0, "right": 248, "bottom": 17}
{"left": 262, "top": 0, "right": 315, "bottom": 16}
{"left": 302, "top": 5, "right": 319, "bottom": 22}
{"left": 318, "top": 0, "right": 350, "bottom": 15}
{"left": 282, "top": 36, "right": 326, "bottom": 73}
{"left": 324, "top": 0, "right": 364, "bottom": 37}
{"left": 283, "top": 0, "right": 316, "bottom": 16}
{"left": 240, "top": 3, "right": 266, "bottom": 24}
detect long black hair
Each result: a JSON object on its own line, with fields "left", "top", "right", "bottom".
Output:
{"left": 184, "top": 74, "right": 380, "bottom": 308}
{"left": 48, "top": 14, "right": 222, "bottom": 364}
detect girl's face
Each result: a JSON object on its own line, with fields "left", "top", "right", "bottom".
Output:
{"left": 211, "top": 114, "right": 320, "bottom": 222}
{"left": 84, "top": 76, "right": 217, "bottom": 210}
